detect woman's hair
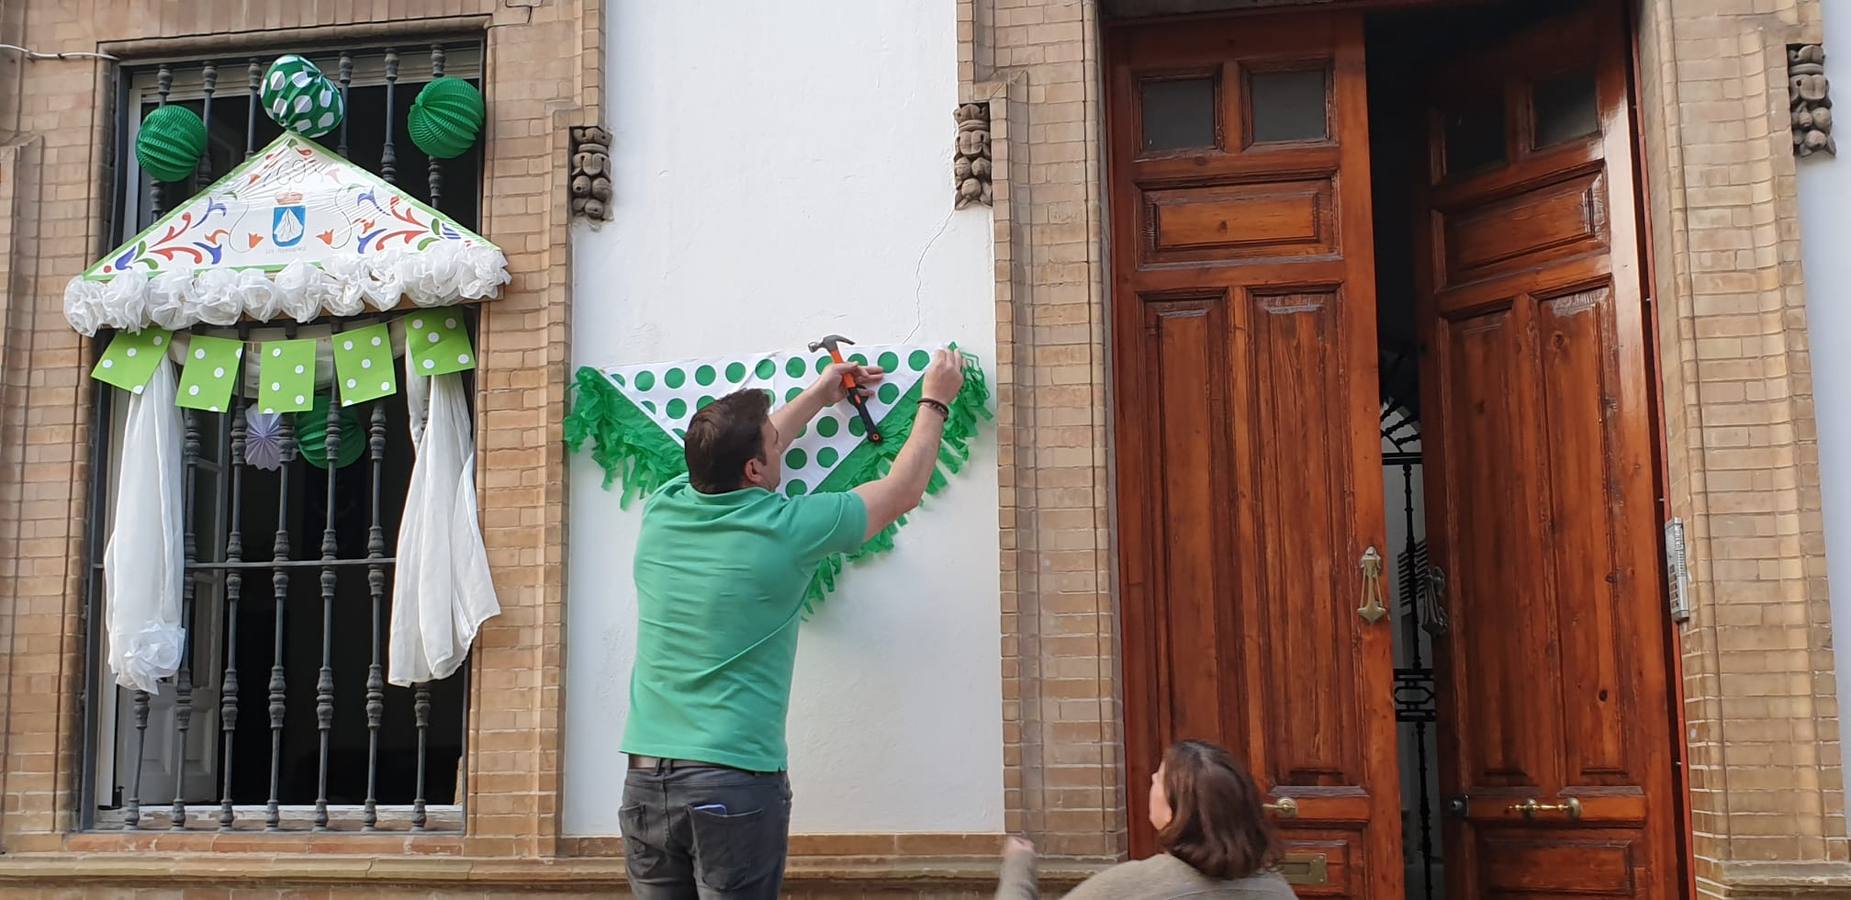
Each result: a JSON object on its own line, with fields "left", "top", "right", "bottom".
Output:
{"left": 1157, "top": 740, "right": 1280, "bottom": 879}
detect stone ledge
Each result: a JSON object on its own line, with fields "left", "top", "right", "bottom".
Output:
{"left": 1720, "top": 861, "right": 1851, "bottom": 898}
{"left": 0, "top": 853, "right": 1107, "bottom": 891}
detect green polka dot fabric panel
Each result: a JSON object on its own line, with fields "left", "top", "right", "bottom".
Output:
{"left": 175, "top": 335, "right": 243, "bottom": 412}
{"left": 258, "top": 339, "right": 317, "bottom": 414}
{"left": 332, "top": 323, "right": 397, "bottom": 406}
{"left": 405, "top": 313, "right": 475, "bottom": 377}
{"left": 91, "top": 328, "right": 172, "bottom": 394}
{"left": 601, "top": 345, "right": 936, "bottom": 497}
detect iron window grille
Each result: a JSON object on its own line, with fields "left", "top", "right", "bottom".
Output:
{"left": 79, "top": 40, "right": 485, "bottom": 833}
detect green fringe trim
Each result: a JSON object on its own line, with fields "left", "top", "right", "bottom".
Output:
{"left": 564, "top": 365, "right": 686, "bottom": 508}
{"left": 564, "top": 350, "right": 994, "bottom": 614}
{"left": 800, "top": 350, "right": 991, "bottom": 614}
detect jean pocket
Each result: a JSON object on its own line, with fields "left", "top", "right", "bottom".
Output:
{"left": 688, "top": 804, "right": 782, "bottom": 892}
{"left": 620, "top": 802, "right": 672, "bottom": 882}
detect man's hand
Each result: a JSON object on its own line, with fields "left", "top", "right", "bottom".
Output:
{"left": 770, "top": 362, "right": 888, "bottom": 457}
{"left": 920, "top": 348, "right": 964, "bottom": 404}
{"left": 811, "top": 362, "right": 884, "bottom": 405}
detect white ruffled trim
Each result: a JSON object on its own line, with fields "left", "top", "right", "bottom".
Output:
{"left": 63, "top": 242, "right": 510, "bottom": 335}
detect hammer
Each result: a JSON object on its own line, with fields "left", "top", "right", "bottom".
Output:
{"left": 807, "top": 334, "right": 883, "bottom": 444}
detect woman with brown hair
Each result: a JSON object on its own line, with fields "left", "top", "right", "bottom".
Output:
{"left": 995, "top": 740, "right": 1296, "bottom": 899}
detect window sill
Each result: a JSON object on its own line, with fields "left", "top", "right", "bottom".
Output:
{"left": 89, "top": 804, "right": 462, "bottom": 834}
{"left": 0, "top": 849, "right": 1112, "bottom": 891}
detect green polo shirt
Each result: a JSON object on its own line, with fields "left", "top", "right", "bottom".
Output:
{"left": 621, "top": 474, "right": 869, "bottom": 773}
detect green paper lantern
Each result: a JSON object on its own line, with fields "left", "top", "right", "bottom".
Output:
{"left": 135, "top": 105, "right": 206, "bottom": 183}
{"left": 294, "top": 392, "right": 365, "bottom": 470}
{"left": 407, "top": 77, "right": 485, "bottom": 160}
{"left": 261, "top": 54, "right": 344, "bottom": 138}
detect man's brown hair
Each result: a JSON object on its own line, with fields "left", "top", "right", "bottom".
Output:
{"left": 684, "top": 389, "right": 772, "bottom": 493}
{"left": 1157, "top": 739, "right": 1280, "bottom": 880}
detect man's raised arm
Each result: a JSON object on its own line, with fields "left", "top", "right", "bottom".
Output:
{"left": 852, "top": 348, "right": 965, "bottom": 541}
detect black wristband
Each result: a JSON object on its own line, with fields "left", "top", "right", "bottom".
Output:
{"left": 918, "top": 398, "right": 950, "bottom": 418}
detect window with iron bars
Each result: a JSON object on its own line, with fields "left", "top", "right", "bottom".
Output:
{"left": 80, "top": 41, "right": 485, "bottom": 833}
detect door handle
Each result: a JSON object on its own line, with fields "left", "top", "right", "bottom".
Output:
{"left": 1358, "top": 546, "right": 1387, "bottom": 623}
{"left": 1263, "top": 797, "right": 1299, "bottom": 819}
{"left": 1505, "top": 797, "right": 1583, "bottom": 820}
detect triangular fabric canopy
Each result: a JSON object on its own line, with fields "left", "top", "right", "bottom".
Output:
{"left": 64, "top": 132, "right": 508, "bottom": 336}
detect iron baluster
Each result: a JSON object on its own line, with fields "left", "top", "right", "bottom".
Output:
{"left": 193, "top": 62, "right": 216, "bottom": 187}
{"left": 412, "top": 681, "right": 430, "bottom": 830}
{"left": 266, "top": 329, "right": 297, "bottom": 830}
{"left": 381, "top": 49, "right": 399, "bottom": 185}
{"left": 244, "top": 58, "right": 260, "bottom": 159}
{"left": 427, "top": 44, "right": 445, "bottom": 209}
{"left": 336, "top": 52, "right": 354, "bottom": 159}
{"left": 364, "top": 401, "right": 388, "bottom": 829}
{"left": 125, "top": 62, "right": 176, "bottom": 832}
{"left": 218, "top": 357, "right": 246, "bottom": 830}
{"left": 170, "top": 406, "right": 201, "bottom": 829}
{"left": 314, "top": 331, "right": 342, "bottom": 830}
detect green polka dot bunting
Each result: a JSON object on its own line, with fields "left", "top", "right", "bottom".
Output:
{"left": 330, "top": 323, "right": 396, "bottom": 407}
{"left": 596, "top": 344, "right": 953, "bottom": 498}
{"left": 261, "top": 55, "right": 344, "bottom": 138}
{"left": 405, "top": 313, "right": 476, "bottom": 377}
{"left": 91, "top": 328, "right": 172, "bottom": 395}
{"left": 175, "top": 335, "right": 244, "bottom": 412}
{"left": 258, "top": 339, "right": 317, "bottom": 414}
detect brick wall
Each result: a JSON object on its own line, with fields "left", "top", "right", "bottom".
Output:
{"left": 1634, "top": 0, "right": 1851, "bottom": 894}
{"left": 963, "top": 0, "right": 1129, "bottom": 862}
{"left": 0, "top": 0, "right": 600, "bottom": 871}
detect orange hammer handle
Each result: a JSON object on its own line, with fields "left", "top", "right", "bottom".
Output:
{"left": 825, "top": 345, "right": 856, "bottom": 388}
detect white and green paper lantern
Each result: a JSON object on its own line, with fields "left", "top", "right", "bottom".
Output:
{"left": 261, "top": 54, "right": 344, "bottom": 138}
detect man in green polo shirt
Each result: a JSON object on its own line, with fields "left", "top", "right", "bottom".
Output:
{"left": 620, "top": 347, "right": 965, "bottom": 899}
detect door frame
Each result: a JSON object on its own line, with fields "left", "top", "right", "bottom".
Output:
{"left": 1097, "top": 0, "right": 1692, "bottom": 891}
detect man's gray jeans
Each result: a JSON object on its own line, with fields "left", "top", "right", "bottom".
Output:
{"left": 621, "top": 763, "right": 794, "bottom": 900}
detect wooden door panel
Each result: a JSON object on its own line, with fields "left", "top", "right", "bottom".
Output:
{"left": 1148, "top": 297, "right": 1237, "bottom": 748}
{"left": 1109, "top": 13, "right": 1399, "bottom": 898}
{"left": 1437, "top": 167, "right": 1609, "bottom": 287}
{"left": 1415, "top": 3, "right": 1676, "bottom": 897}
{"left": 1240, "top": 287, "right": 1358, "bottom": 790}
{"left": 1144, "top": 177, "right": 1338, "bottom": 263}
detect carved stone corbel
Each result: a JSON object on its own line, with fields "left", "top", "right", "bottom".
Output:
{"left": 1791, "top": 44, "right": 1836, "bottom": 158}
{"left": 569, "top": 125, "right": 613, "bottom": 220}
{"left": 954, "top": 102, "right": 993, "bottom": 208}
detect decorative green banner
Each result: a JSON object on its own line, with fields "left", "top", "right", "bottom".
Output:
{"left": 176, "top": 335, "right": 243, "bottom": 412}
{"left": 92, "top": 329, "right": 172, "bottom": 394}
{"left": 406, "top": 313, "right": 475, "bottom": 377}
{"left": 259, "top": 339, "right": 317, "bottom": 414}
{"left": 566, "top": 344, "right": 990, "bottom": 613}
{"left": 333, "top": 323, "right": 397, "bottom": 406}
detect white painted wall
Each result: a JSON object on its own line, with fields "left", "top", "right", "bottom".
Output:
{"left": 563, "top": 0, "right": 1003, "bottom": 835}
{"left": 1798, "top": 5, "right": 1851, "bottom": 810}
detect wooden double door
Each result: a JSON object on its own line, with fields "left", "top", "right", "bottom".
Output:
{"left": 1107, "top": 4, "right": 1679, "bottom": 897}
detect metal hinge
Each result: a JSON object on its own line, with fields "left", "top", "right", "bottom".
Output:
{"left": 1664, "top": 517, "right": 1691, "bottom": 623}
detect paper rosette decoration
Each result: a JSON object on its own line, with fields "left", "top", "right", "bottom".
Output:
{"left": 243, "top": 407, "right": 286, "bottom": 471}
{"left": 566, "top": 344, "right": 991, "bottom": 612}
{"left": 62, "top": 132, "right": 508, "bottom": 336}
{"left": 408, "top": 78, "right": 485, "bottom": 160}
{"left": 136, "top": 105, "right": 207, "bottom": 183}
{"left": 262, "top": 55, "right": 344, "bottom": 138}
